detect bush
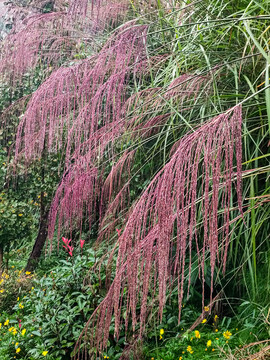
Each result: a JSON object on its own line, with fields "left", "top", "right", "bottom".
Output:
{"left": 0, "top": 247, "right": 107, "bottom": 359}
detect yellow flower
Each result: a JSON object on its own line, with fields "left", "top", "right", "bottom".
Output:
{"left": 151, "top": 358, "right": 154, "bottom": 360}
{"left": 0, "top": 289, "right": 4, "bottom": 293}
{"left": 214, "top": 315, "right": 218, "bottom": 321}
{"left": 16, "top": 348, "right": 21, "bottom": 353}
{"left": 21, "top": 328, "right": 26, "bottom": 336}
{"left": 187, "top": 345, "right": 194, "bottom": 354}
{"left": 207, "top": 340, "right": 212, "bottom": 347}
{"left": 160, "top": 328, "right": 164, "bottom": 335}
{"left": 215, "top": 329, "right": 218, "bottom": 332}
{"left": 4, "top": 319, "right": 9, "bottom": 326}
{"left": 204, "top": 306, "right": 210, "bottom": 311}
{"left": 42, "top": 351, "right": 48, "bottom": 356}
{"left": 25, "top": 271, "right": 31, "bottom": 275}
{"left": 15, "top": 342, "right": 19, "bottom": 347}
{"left": 223, "top": 330, "right": 232, "bottom": 340}
{"left": 201, "top": 319, "right": 207, "bottom": 324}
{"left": 9, "top": 327, "right": 14, "bottom": 332}
{"left": 19, "top": 303, "right": 24, "bottom": 309}
{"left": 212, "top": 348, "right": 215, "bottom": 351}
{"left": 159, "top": 335, "right": 163, "bottom": 340}
{"left": 0, "top": 323, "right": 2, "bottom": 329}
{"left": 18, "top": 214, "right": 23, "bottom": 217}
{"left": 194, "top": 330, "right": 200, "bottom": 339}
{"left": 17, "top": 297, "right": 19, "bottom": 301}
{"left": 179, "top": 357, "right": 182, "bottom": 360}
{"left": 13, "top": 329, "right": 17, "bottom": 335}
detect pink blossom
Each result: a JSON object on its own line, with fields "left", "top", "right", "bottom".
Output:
{"left": 67, "top": 245, "right": 74, "bottom": 257}
{"left": 62, "top": 237, "right": 71, "bottom": 245}
{"left": 80, "top": 239, "right": 85, "bottom": 249}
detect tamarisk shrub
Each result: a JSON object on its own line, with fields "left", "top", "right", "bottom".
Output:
{"left": 13, "top": 23, "right": 148, "bottom": 246}
{"left": 74, "top": 105, "right": 243, "bottom": 357}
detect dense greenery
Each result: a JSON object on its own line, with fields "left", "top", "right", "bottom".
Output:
{"left": 0, "top": 0, "right": 269, "bottom": 359}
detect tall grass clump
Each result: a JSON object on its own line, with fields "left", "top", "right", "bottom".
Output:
{"left": 0, "top": 0, "right": 269, "bottom": 358}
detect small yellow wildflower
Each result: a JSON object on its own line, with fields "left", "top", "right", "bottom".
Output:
{"left": 9, "top": 327, "right": 14, "bottom": 332}
{"left": 13, "top": 329, "right": 17, "bottom": 335}
{"left": 25, "top": 271, "right": 31, "bottom": 275}
{"left": 15, "top": 342, "right": 19, "bottom": 347}
{"left": 0, "top": 289, "right": 4, "bottom": 293}
{"left": 201, "top": 319, "right": 207, "bottom": 324}
{"left": 179, "top": 357, "right": 182, "bottom": 360}
{"left": 4, "top": 319, "right": 9, "bottom": 326}
{"left": 19, "top": 303, "right": 24, "bottom": 309}
{"left": 21, "top": 329, "right": 26, "bottom": 336}
{"left": 212, "top": 348, "right": 215, "bottom": 351}
{"left": 194, "top": 330, "right": 200, "bottom": 339}
{"left": 18, "top": 214, "right": 23, "bottom": 217}
{"left": 160, "top": 328, "right": 164, "bottom": 335}
{"left": 215, "top": 329, "right": 218, "bottom": 332}
{"left": 187, "top": 345, "right": 194, "bottom": 354}
{"left": 16, "top": 348, "right": 21, "bottom": 353}
{"left": 17, "top": 297, "right": 19, "bottom": 301}
{"left": 159, "top": 335, "right": 163, "bottom": 340}
{"left": 0, "top": 323, "right": 2, "bottom": 329}
{"left": 151, "top": 358, "right": 154, "bottom": 360}
{"left": 205, "top": 348, "right": 208, "bottom": 351}
{"left": 204, "top": 306, "right": 210, "bottom": 311}
{"left": 207, "top": 340, "right": 212, "bottom": 347}
{"left": 42, "top": 351, "right": 48, "bottom": 356}
{"left": 223, "top": 330, "right": 232, "bottom": 340}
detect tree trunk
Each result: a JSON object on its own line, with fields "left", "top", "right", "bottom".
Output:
{"left": 25, "top": 192, "right": 49, "bottom": 272}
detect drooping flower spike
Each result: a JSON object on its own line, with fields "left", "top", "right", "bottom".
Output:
{"left": 74, "top": 105, "right": 243, "bottom": 356}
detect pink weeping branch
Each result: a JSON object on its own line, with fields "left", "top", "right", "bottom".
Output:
{"left": 14, "top": 23, "right": 148, "bottom": 164}
{"left": 68, "top": 0, "right": 129, "bottom": 30}
{"left": 46, "top": 68, "right": 214, "bottom": 245}
{"left": 48, "top": 165, "right": 99, "bottom": 242}
{"left": 0, "top": 1, "right": 130, "bottom": 82}
{"left": 0, "top": 12, "right": 79, "bottom": 81}
{"left": 73, "top": 105, "right": 243, "bottom": 358}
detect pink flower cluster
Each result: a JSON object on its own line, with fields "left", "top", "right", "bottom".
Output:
{"left": 62, "top": 237, "right": 85, "bottom": 256}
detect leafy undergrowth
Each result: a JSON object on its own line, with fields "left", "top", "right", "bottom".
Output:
{"left": 0, "top": 247, "right": 108, "bottom": 359}
{"left": 0, "top": 248, "right": 269, "bottom": 360}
